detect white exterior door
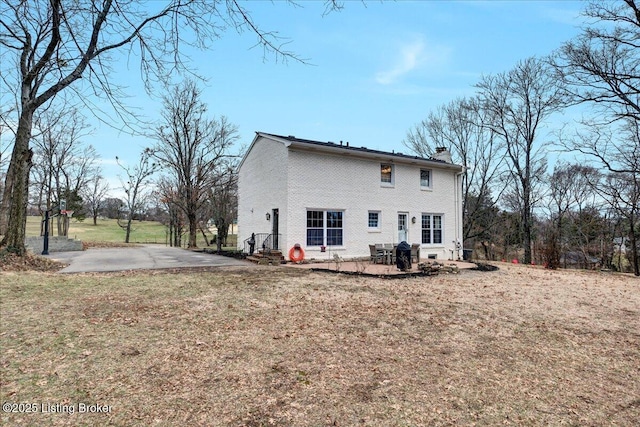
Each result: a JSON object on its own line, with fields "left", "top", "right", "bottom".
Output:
{"left": 398, "top": 213, "right": 408, "bottom": 242}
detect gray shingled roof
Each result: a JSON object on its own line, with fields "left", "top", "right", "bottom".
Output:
{"left": 259, "top": 132, "right": 452, "bottom": 165}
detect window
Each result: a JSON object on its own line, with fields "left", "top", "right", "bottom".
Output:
{"left": 307, "top": 210, "right": 343, "bottom": 246}
{"left": 381, "top": 163, "right": 393, "bottom": 184}
{"left": 368, "top": 211, "right": 380, "bottom": 229}
{"left": 420, "top": 169, "right": 431, "bottom": 188}
{"left": 306, "top": 210, "right": 324, "bottom": 246}
{"left": 326, "top": 211, "right": 343, "bottom": 246}
{"left": 422, "top": 214, "right": 443, "bottom": 244}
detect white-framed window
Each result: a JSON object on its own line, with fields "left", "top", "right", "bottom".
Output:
{"left": 421, "top": 214, "right": 443, "bottom": 244}
{"left": 307, "top": 210, "right": 344, "bottom": 246}
{"left": 368, "top": 211, "right": 381, "bottom": 229}
{"left": 420, "top": 169, "right": 432, "bottom": 188}
{"left": 381, "top": 163, "right": 394, "bottom": 185}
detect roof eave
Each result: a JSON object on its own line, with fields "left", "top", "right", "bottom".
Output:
{"left": 286, "top": 140, "right": 464, "bottom": 171}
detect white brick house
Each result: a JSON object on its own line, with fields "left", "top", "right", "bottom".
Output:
{"left": 237, "top": 132, "right": 464, "bottom": 261}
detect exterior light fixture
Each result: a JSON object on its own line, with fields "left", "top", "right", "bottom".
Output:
{"left": 266, "top": 212, "right": 271, "bottom": 221}
{"left": 411, "top": 216, "right": 416, "bottom": 224}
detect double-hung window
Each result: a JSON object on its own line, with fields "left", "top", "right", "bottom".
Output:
{"left": 306, "top": 210, "right": 324, "bottom": 246}
{"left": 368, "top": 211, "right": 380, "bottom": 230}
{"left": 421, "top": 214, "right": 443, "bottom": 244}
{"left": 307, "top": 210, "right": 344, "bottom": 246}
{"left": 381, "top": 163, "right": 394, "bottom": 185}
{"left": 420, "top": 169, "right": 432, "bottom": 189}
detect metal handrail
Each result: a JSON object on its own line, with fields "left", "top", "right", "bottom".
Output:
{"left": 243, "top": 233, "right": 281, "bottom": 254}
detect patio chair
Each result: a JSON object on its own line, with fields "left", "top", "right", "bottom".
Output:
{"left": 411, "top": 243, "right": 420, "bottom": 263}
{"left": 369, "top": 244, "right": 384, "bottom": 264}
{"left": 389, "top": 243, "right": 398, "bottom": 264}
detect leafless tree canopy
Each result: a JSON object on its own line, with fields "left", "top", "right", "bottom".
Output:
{"left": 554, "top": 0, "right": 640, "bottom": 123}
{"left": 552, "top": 0, "right": 640, "bottom": 172}
{"left": 30, "top": 107, "right": 95, "bottom": 209}
{"left": 116, "top": 149, "right": 158, "bottom": 243}
{"left": 475, "top": 57, "right": 567, "bottom": 264}
{"left": 82, "top": 172, "right": 110, "bottom": 226}
{"left": 403, "top": 97, "right": 508, "bottom": 244}
{"left": 152, "top": 79, "right": 239, "bottom": 248}
{"left": 0, "top": 0, "right": 342, "bottom": 254}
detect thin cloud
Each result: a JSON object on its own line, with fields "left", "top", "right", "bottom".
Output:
{"left": 375, "top": 37, "right": 451, "bottom": 85}
{"left": 543, "top": 6, "right": 584, "bottom": 27}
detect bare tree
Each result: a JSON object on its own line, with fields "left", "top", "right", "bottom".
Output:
{"left": 152, "top": 80, "right": 239, "bottom": 248}
{"left": 102, "top": 197, "right": 123, "bottom": 220}
{"left": 552, "top": 0, "right": 639, "bottom": 174}
{"left": 592, "top": 172, "right": 639, "bottom": 275}
{"left": 0, "top": 0, "right": 343, "bottom": 254}
{"left": 155, "top": 177, "right": 186, "bottom": 248}
{"left": 29, "top": 106, "right": 95, "bottom": 234}
{"left": 476, "top": 57, "right": 567, "bottom": 264}
{"left": 555, "top": 119, "right": 639, "bottom": 275}
{"left": 553, "top": 0, "right": 640, "bottom": 125}
{"left": 208, "top": 163, "right": 238, "bottom": 252}
{"left": 82, "top": 172, "right": 110, "bottom": 226}
{"left": 550, "top": 0, "right": 639, "bottom": 274}
{"left": 543, "top": 163, "right": 600, "bottom": 268}
{"left": 403, "top": 96, "right": 508, "bottom": 248}
{"left": 116, "top": 149, "right": 158, "bottom": 244}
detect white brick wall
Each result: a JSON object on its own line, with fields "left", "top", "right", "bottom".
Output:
{"left": 237, "top": 136, "right": 288, "bottom": 250}
{"left": 238, "top": 134, "right": 463, "bottom": 261}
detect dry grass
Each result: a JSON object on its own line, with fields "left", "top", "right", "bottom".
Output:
{"left": 1, "top": 265, "right": 638, "bottom": 426}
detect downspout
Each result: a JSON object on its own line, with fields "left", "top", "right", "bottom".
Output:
{"left": 454, "top": 169, "right": 466, "bottom": 260}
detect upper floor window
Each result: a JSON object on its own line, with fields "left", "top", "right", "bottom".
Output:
{"left": 420, "top": 169, "right": 432, "bottom": 188}
{"left": 381, "top": 163, "right": 393, "bottom": 185}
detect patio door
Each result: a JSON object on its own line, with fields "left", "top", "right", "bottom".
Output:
{"left": 398, "top": 213, "right": 408, "bottom": 243}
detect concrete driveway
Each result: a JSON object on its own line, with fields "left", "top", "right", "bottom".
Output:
{"left": 45, "top": 244, "right": 251, "bottom": 273}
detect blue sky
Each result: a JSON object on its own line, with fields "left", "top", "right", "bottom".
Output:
{"left": 89, "top": 0, "right": 586, "bottom": 192}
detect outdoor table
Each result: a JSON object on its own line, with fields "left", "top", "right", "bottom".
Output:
{"left": 377, "top": 246, "right": 396, "bottom": 265}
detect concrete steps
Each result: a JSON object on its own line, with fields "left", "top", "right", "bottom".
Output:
{"left": 246, "top": 249, "right": 285, "bottom": 264}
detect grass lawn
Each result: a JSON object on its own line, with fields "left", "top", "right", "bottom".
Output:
{"left": 24, "top": 216, "right": 235, "bottom": 248}
{"left": 1, "top": 264, "right": 638, "bottom": 426}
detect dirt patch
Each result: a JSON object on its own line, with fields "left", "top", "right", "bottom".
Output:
{"left": 1, "top": 264, "right": 638, "bottom": 426}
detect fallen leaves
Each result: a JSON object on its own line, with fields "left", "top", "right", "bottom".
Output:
{"left": 0, "top": 250, "right": 66, "bottom": 272}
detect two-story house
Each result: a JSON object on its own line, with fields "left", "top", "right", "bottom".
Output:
{"left": 237, "top": 132, "right": 464, "bottom": 261}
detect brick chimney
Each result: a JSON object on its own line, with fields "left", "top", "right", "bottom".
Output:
{"left": 432, "top": 147, "right": 452, "bottom": 163}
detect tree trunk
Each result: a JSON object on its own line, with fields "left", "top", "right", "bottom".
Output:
{"left": 0, "top": 158, "right": 14, "bottom": 237}
{"left": 215, "top": 219, "right": 229, "bottom": 253}
{"left": 169, "top": 214, "right": 175, "bottom": 247}
{"left": 199, "top": 225, "right": 210, "bottom": 247}
{"left": 629, "top": 215, "right": 639, "bottom": 276}
{"left": 187, "top": 210, "right": 198, "bottom": 248}
{"left": 521, "top": 196, "right": 532, "bottom": 264}
{"left": 1, "top": 110, "right": 35, "bottom": 254}
{"left": 125, "top": 217, "right": 132, "bottom": 243}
